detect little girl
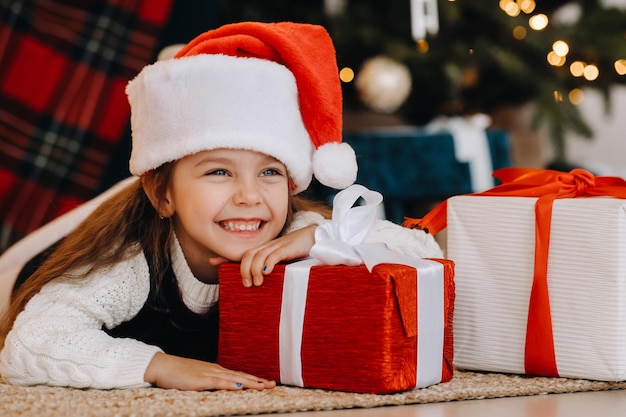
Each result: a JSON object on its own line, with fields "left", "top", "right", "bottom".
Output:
{"left": 0, "top": 22, "right": 442, "bottom": 391}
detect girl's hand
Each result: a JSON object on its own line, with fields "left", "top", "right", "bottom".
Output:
{"left": 144, "top": 352, "right": 276, "bottom": 391}
{"left": 239, "top": 224, "right": 317, "bottom": 287}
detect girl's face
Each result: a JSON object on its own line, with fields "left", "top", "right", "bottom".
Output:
{"left": 164, "top": 148, "right": 290, "bottom": 273}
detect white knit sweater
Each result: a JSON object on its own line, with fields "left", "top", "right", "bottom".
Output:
{"left": 0, "top": 212, "right": 442, "bottom": 389}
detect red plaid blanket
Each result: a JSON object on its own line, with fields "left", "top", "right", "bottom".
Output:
{"left": 0, "top": 0, "right": 174, "bottom": 254}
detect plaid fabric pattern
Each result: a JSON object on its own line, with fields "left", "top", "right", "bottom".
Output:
{"left": 0, "top": 0, "right": 174, "bottom": 254}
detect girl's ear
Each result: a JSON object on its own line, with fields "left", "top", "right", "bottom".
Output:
{"left": 160, "top": 188, "right": 175, "bottom": 218}
{"left": 142, "top": 174, "right": 175, "bottom": 218}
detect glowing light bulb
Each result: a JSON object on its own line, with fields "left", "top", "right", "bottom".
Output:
{"left": 339, "top": 67, "right": 355, "bottom": 83}
{"left": 615, "top": 59, "right": 626, "bottom": 76}
{"left": 583, "top": 64, "right": 599, "bottom": 81}
{"left": 499, "top": 0, "right": 511, "bottom": 9}
{"left": 529, "top": 14, "right": 548, "bottom": 30}
{"left": 553, "top": 90, "right": 563, "bottom": 103}
{"left": 569, "top": 88, "right": 584, "bottom": 105}
{"left": 520, "top": 0, "right": 536, "bottom": 14}
{"left": 570, "top": 61, "right": 585, "bottom": 77}
{"left": 547, "top": 51, "right": 566, "bottom": 67}
{"left": 416, "top": 39, "right": 430, "bottom": 53}
{"left": 512, "top": 25, "right": 527, "bottom": 40}
{"left": 552, "top": 40, "right": 569, "bottom": 57}
{"left": 500, "top": 0, "right": 521, "bottom": 16}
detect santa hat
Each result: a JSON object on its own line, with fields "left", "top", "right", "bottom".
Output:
{"left": 126, "top": 21, "right": 357, "bottom": 194}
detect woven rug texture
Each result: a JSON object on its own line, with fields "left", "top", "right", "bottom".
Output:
{"left": 2, "top": 370, "right": 626, "bottom": 417}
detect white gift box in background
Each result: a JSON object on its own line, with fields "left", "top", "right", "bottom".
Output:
{"left": 447, "top": 195, "right": 626, "bottom": 381}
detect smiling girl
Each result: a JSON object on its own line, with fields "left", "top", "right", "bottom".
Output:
{"left": 0, "top": 22, "right": 442, "bottom": 391}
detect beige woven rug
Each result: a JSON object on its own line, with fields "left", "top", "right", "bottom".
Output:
{"left": 2, "top": 370, "right": 626, "bottom": 417}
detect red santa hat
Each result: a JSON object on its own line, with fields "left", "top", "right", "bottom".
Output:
{"left": 126, "top": 21, "right": 357, "bottom": 194}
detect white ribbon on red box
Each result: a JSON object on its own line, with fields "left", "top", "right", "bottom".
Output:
{"left": 279, "top": 185, "right": 445, "bottom": 389}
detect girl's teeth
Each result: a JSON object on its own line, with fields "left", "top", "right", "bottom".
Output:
{"left": 223, "top": 221, "right": 261, "bottom": 231}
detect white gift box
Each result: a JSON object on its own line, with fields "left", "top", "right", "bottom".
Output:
{"left": 447, "top": 195, "right": 626, "bottom": 381}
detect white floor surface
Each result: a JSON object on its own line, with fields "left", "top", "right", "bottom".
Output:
{"left": 270, "top": 389, "right": 626, "bottom": 416}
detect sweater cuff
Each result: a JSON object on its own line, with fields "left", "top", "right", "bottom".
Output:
{"left": 113, "top": 342, "right": 163, "bottom": 389}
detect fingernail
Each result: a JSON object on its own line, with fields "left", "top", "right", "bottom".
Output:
{"left": 236, "top": 382, "right": 243, "bottom": 388}
{"left": 263, "top": 266, "right": 268, "bottom": 273}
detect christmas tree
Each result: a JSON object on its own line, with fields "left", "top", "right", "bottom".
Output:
{"left": 217, "top": 0, "right": 626, "bottom": 164}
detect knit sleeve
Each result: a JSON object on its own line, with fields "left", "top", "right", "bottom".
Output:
{"left": 364, "top": 219, "right": 444, "bottom": 259}
{"left": 0, "top": 252, "right": 162, "bottom": 389}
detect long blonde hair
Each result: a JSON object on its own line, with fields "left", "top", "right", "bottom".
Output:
{"left": 0, "top": 163, "right": 330, "bottom": 348}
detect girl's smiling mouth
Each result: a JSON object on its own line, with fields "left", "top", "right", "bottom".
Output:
{"left": 219, "top": 220, "right": 264, "bottom": 232}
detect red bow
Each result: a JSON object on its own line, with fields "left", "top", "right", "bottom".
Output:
{"left": 405, "top": 168, "right": 626, "bottom": 376}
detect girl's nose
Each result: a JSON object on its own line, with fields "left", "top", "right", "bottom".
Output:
{"left": 233, "top": 178, "right": 263, "bottom": 205}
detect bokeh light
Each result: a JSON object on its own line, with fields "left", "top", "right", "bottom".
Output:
{"left": 529, "top": 14, "right": 549, "bottom": 30}
{"left": 570, "top": 61, "right": 586, "bottom": 77}
{"left": 547, "top": 51, "right": 566, "bottom": 67}
{"left": 553, "top": 90, "right": 563, "bottom": 103}
{"left": 339, "top": 67, "right": 354, "bottom": 83}
{"left": 552, "top": 40, "right": 569, "bottom": 57}
{"left": 568, "top": 88, "right": 584, "bottom": 105}
{"left": 500, "top": 0, "right": 521, "bottom": 17}
{"left": 583, "top": 64, "right": 599, "bottom": 81}
{"left": 519, "top": 0, "right": 536, "bottom": 14}
{"left": 416, "top": 39, "right": 430, "bottom": 53}
{"left": 512, "top": 25, "right": 527, "bottom": 40}
{"left": 615, "top": 59, "right": 626, "bottom": 75}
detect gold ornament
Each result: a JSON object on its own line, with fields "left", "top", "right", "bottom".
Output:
{"left": 355, "top": 55, "right": 412, "bottom": 114}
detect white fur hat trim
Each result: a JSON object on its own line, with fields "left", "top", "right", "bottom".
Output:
{"left": 126, "top": 54, "right": 314, "bottom": 193}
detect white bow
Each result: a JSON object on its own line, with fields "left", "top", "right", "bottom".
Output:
{"left": 310, "top": 184, "right": 385, "bottom": 269}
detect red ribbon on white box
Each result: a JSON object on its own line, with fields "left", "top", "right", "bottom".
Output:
{"left": 279, "top": 185, "right": 445, "bottom": 388}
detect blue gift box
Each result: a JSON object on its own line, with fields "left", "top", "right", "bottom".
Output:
{"left": 306, "top": 128, "right": 511, "bottom": 224}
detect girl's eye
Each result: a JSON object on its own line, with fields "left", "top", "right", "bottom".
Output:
{"left": 260, "top": 168, "right": 282, "bottom": 177}
{"left": 207, "top": 169, "right": 228, "bottom": 176}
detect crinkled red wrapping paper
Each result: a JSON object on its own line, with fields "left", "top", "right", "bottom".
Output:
{"left": 218, "top": 261, "right": 455, "bottom": 394}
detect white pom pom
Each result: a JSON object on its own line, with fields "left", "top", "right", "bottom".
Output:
{"left": 313, "top": 142, "right": 358, "bottom": 190}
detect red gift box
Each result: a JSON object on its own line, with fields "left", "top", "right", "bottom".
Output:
{"left": 218, "top": 259, "right": 454, "bottom": 394}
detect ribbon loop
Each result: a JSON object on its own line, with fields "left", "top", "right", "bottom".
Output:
{"left": 311, "top": 184, "right": 383, "bottom": 268}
